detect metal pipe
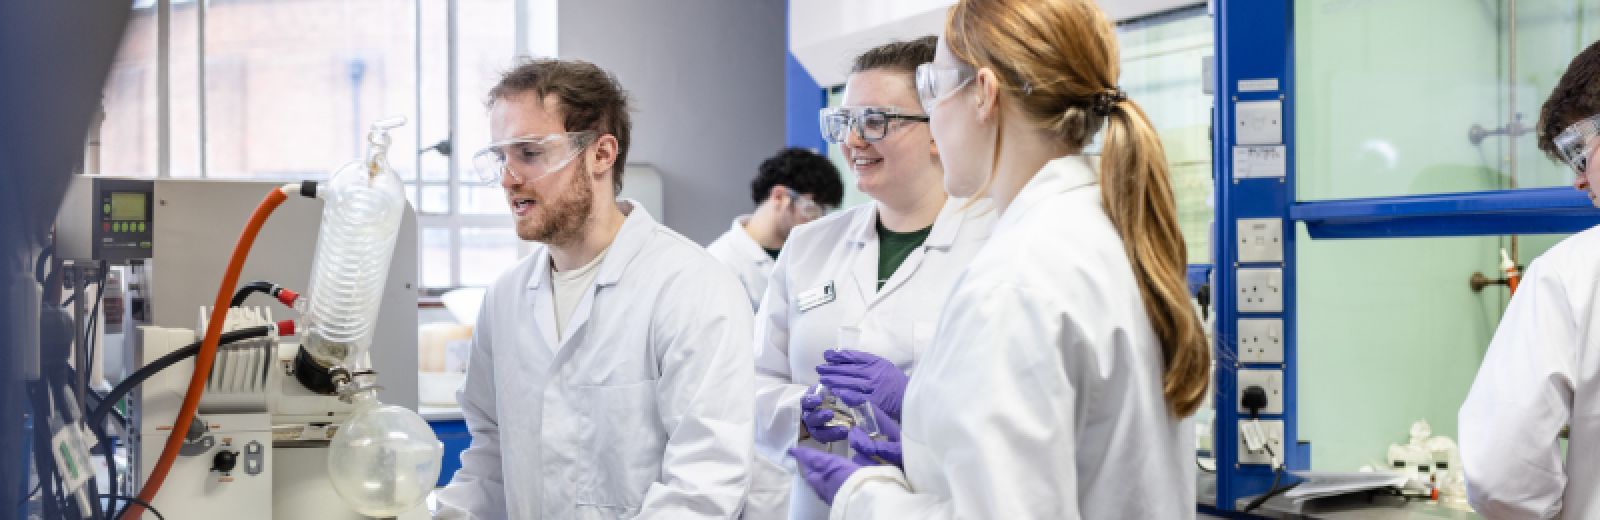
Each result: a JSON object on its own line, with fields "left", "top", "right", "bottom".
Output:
{"left": 447, "top": 0, "right": 461, "bottom": 285}
{"left": 1509, "top": 0, "right": 1519, "bottom": 265}
{"left": 158, "top": 0, "right": 170, "bottom": 178}
{"left": 198, "top": 0, "right": 208, "bottom": 178}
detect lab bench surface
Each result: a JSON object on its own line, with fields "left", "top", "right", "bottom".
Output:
{"left": 1199, "top": 472, "right": 1481, "bottom": 519}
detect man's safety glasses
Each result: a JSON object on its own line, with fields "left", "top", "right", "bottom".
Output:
{"left": 469, "top": 131, "right": 598, "bottom": 185}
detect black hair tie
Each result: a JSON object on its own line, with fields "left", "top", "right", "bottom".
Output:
{"left": 1091, "top": 87, "right": 1127, "bottom": 116}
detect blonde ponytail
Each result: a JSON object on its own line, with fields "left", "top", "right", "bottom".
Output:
{"left": 1100, "top": 99, "right": 1210, "bottom": 417}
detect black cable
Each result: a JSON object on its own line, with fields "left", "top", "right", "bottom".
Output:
{"left": 1242, "top": 444, "right": 1299, "bottom": 513}
{"left": 88, "top": 325, "right": 273, "bottom": 429}
{"left": 26, "top": 381, "right": 61, "bottom": 520}
{"left": 230, "top": 281, "right": 277, "bottom": 308}
{"left": 104, "top": 494, "right": 165, "bottom": 520}
{"left": 84, "top": 260, "right": 107, "bottom": 385}
{"left": 35, "top": 244, "right": 54, "bottom": 284}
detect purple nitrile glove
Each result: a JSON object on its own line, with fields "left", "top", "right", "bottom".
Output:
{"left": 817, "top": 349, "right": 908, "bottom": 420}
{"left": 801, "top": 392, "right": 850, "bottom": 443}
{"left": 789, "top": 446, "right": 862, "bottom": 505}
{"left": 849, "top": 406, "right": 903, "bottom": 468}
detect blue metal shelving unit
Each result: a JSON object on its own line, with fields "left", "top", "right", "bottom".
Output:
{"left": 1211, "top": 0, "right": 1301, "bottom": 512}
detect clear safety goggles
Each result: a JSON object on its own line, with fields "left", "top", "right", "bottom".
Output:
{"left": 469, "top": 131, "right": 598, "bottom": 185}
{"left": 1554, "top": 114, "right": 1600, "bottom": 176}
{"left": 819, "top": 106, "right": 929, "bottom": 144}
{"left": 915, "top": 62, "right": 975, "bottom": 114}
{"left": 786, "top": 187, "right": 833, "bottom": 219}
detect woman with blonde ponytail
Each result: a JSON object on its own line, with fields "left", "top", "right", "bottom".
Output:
{"left": 788, "top": 0, "right": 1209, "bottom": 517}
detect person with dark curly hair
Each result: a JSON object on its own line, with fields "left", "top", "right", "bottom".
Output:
{"left": 1461, "top": 39, "right": 1600, "bottom": 519}
{"left": 707, "top": 147, "right": 844, "bottom": 311}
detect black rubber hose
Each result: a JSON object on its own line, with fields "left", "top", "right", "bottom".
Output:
{"left": 87, "top": 326, "right": 273, "bottom": 430}
{"left": 230, "top": 281, "right": 278, "bottom": 308}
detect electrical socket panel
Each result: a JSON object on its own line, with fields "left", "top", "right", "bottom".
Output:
{"left": 1238, "top": 319, "right": 1284, "bottom": 363}
{"left": 1236, "top": 368, "right": 1283, "bottom": 415}
{"left": 1236, "top": 218, "right": 1283, "bottom": 263}
{"left": 1238, "top": 420, "right": 1286, "bottom": 465}
{"left": 1236, "top": 268, "right": 1283, "bottom": 313}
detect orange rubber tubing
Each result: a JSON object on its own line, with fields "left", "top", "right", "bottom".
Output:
{"left": 1507, "top": 272, "right": 1520, "bottom": 295}
{"left": 122, "top": 187, "right": 288, "bottom": 519}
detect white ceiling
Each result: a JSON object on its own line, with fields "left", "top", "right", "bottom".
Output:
{"left": 789, "top": 0, "right": 1204, "bottom": 87}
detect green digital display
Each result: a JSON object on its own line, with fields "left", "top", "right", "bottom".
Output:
{"left": 110, "top": 192, "right": 146, "bottom": 222}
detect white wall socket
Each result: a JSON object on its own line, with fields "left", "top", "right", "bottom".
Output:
{"left": 1236, "top": 368, "right": 1283, "bottom": 415}
{"left": 1236, "top": 268, "right": 1283, "bottom": 313}
{"left": 1236, "top": 218, "right": 1284, "bottom": 263}
{"left": 1238, "top": 318, "right": 1284, "bottom": 363}
{"left": 1238, "top": 419, "right": 1286, "bottom": 465}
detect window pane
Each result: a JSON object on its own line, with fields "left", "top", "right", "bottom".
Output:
{"left": 421, "top": 227, "right": 453, "bottom": 288}
{"left": 169, "top": 1, "right": 201, "bottom": 178}
{"left": 459, "top": 227, "right": 522, "bottom": 286}
{"left": 202, "top": 0, "right": 417, "bottom": 182}
{"left": 419, "top": 0, "right": 450, "bottom": 182}
{"left": 460, "top": 185, "right": 508, "bottom": 215}
{"left": 420, "top": 184, "right": 450, "bottom": 214}
{"left": 100, "top": 2, "right": 158, "bottom": 178}
{"left": 403, "top": 183, "right": 420, "bottom": 210}
{"left": 454, "top": 0, "right": 516, "bottom": 184}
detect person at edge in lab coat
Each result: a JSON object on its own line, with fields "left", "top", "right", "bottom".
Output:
{"left": 789, "top": 0, "right": 1212, "bottom": 518}
{"left": 749, "top": 36, "right": 996, "bottom": 520}
{"left": 1459, "top": 39, "right": 1600, "bottom": 520}
{"left": 707, "top": 147, "right": 845, "bottom": 312}
{"left": 434, "top": 58, "right": 754, "bottom": 519}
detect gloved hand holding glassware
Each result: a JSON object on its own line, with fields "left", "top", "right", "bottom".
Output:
{"left": 849, "top": 404, "right": 902, "bottom": 468}
{"left": 802, "top": 326, "right": 891, "bottom": 439}
{"left": 793, "top": 400, "right": 904, "bottom": 504}
{"left": 816, "top": 348, "right": 909, "bottom": 422}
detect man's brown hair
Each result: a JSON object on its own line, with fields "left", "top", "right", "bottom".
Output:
{"left": 1539, "top": 40, "right": 1600, "bottom": 163}
{"left": 489, "top": 58, "right": 633, "bottom": 194}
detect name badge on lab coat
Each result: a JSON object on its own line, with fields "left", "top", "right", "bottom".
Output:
{"left": 796, "top": 281, "right": 836, "bottom": 313}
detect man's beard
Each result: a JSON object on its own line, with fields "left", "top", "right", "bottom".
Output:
{"left": 517, "top": 166, "right": 594, "bottom": 245}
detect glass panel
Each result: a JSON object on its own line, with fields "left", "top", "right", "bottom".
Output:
{"left": 100, "top": 2, "right": 158, "bottom": 178}
{"left": 1295, "top": 0, "right": 1598, "bottom": 200}
{"left": 1297, "top": 230, "right": 1565, "bottom": 471}
{"left": 421, "top": 227, "right": 453, "bottom": 288}
{"left": 460, "top": 185, "right": 509, "bottom": 215}
{"left": 459, "top": 227, "right": 523, "bottom": 286}
{"left": 201, "top": 0, "right": 417, "bottom": 181}
{"left": 1510, "top": 0, "right": 1600, "bottom": 190}
{"left": 1117, "top": 7, "right": 1214, "bottom": 266}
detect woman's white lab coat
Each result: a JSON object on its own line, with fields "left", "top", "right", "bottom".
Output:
{"left": 1460, "top": 225, "right": 1600, "bottom": 519}
{"left": 434, "top": 202, "right": 755, "bottom": 519}
{"left": 827, "top": 157, "right": 1196, "bottom": 520}
{"left": 751, "top": 197, "right": 993, "bottom": 520}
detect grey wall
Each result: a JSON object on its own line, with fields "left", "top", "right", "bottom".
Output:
{"left": 559, "top": 0, "right": 787, "bottom": 244}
